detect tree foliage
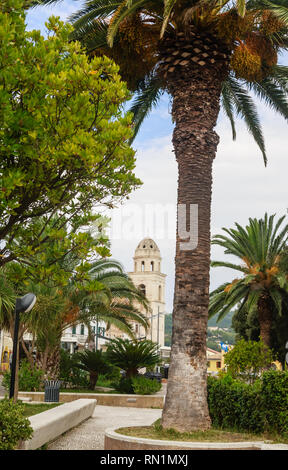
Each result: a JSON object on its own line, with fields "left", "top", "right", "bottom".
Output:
{"left": 0, "top": 399, "right": 33, "bottom": 450}
{"left": 106, "top": 338, "right": 160, "bottom": 377}
{"left": 34, "top": 0, "right": 288, "bottom": 163}
{"left": 73, "top": 349, "right": 111, "bottom": 389}
{"left": 223, "top": 338, "right": 274, "bottom": 382}
{"left": 209, "top": 213, "right": 288, "bottom": 346}
{"left": 0, "top": 0, "right": 140, "bottom": 281}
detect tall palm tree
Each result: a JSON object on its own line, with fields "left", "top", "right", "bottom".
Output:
{"left": 209, "top": 213, "right": 288, "bottom": 347}
{"left": 34, "top": 0, "right": 288, "bottom": 431}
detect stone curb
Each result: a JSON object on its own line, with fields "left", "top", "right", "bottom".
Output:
{"left": 18, "top": 391, "right": 164, "bottom": 408}
{"left": 19, "top": 398, "right": 97, "bottom": 450}
{"left": 104, "top": 427, "right": 288, "bottom": 451}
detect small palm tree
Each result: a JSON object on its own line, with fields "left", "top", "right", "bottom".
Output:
{"left": 209, "top": 213, "right": 288, "bottom": 347}
{"left": 83, "top": 259, "right": 150, "bottom": 336}
{"left": 74, "top": 350, "right": 110, "bottom": 389}
{"left": 14, "top": 258, "right": 150, "bottom": 378}
{"left": 106, "top": 338, "right": 160, "bottom": 377}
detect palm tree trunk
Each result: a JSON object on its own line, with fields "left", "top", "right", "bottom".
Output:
{"left": 89, "top": 371, "right": 99, "bottom": 390}
{"left": 161, "top": 59, "right": 228, "bottom": 431}
{"left": 36, "top": 343, "right": 61, "bottom": 380}
{"left": 258, "top": 294, "right": 272, "bottom": 347}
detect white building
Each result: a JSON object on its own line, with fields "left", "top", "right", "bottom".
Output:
{"left": 128, "top": 238, "right": 167, "bottom": 348}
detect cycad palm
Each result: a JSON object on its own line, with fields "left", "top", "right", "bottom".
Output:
{"left": 106, "top": 338, "right": 160, "bottom": 377}
{"left": 74, "top": 350, "right": 110, "bottom": 389}
{"left": 209, "top": 213, "right": 288, "bottom": 347}
{"left": 34, "top": 0, "right": 288, "bottom": 431}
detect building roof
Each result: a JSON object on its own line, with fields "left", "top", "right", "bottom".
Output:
{"left": 207, "top": 347, "right": 222, "bottom": 360}
{"left": 136, "top": 238, "right": 160, "bottom": 252}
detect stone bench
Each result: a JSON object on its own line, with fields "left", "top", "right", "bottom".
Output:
{"left": 19, "top": 398, "right": 97, "bottom": 450}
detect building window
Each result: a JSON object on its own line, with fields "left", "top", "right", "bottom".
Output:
{"left": 158, "top": 285, "right": 161, "bottom": 301}
{"left": 141, "top": 261, "right": 145, "bottom": 272}
{"left": 207, "top": 361, "right": 211, "bottom": 368}
{"left": 134, "top": 262, "right": 137, "bottom": 272}
{"left": 216, "top": 361, "right": 221, "bottom": 369}
{"left": 72, "top": 326, "right": 76, "bottom": 335}
{"left": 80, "top": 324, "right": 85, "bottom": 336}
{"left": 151, "top": 261, "right": 154, "bottom": 271}
{"left": 139, "top": 284, "right": 146, "bottom": 296}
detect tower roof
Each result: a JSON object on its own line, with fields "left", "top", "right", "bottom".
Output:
{"left": 135, "top": 238, "right": 160, "bottom": 253}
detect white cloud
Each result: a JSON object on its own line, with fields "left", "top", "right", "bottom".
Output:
{"left": 110, "top": 102, "right": 288, "bottom": 313}
{"left": 26, "top": 1, "right": 84, "bottom": 32}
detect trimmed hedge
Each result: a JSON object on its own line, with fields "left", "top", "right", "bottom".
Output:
{"left": 207, "top": 370, "right": 288, "bottom": 436}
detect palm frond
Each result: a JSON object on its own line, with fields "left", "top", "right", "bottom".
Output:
{"left": 69, "top": 0, "right": 121, "bottom": 24}
{"left": 221, "top": 81, "right": 237, "bottom": 140}
{"left": 30, "top": 0, "right": 67, "bottom": 7}
{"left": 129, "top": 73, "right": 164, "bottom": 141}
{"left": 247, "top": 77, "right": 288, "bottom": 122}
{"left": 224, "top": 76, "right": 267, "bottom": 165}
{"left": 107, "top": 0, "right": 149, "bottom": 46}
{"left": 211, "top": 260, "right": 248, "bottom": 273}
{"left": 161, "top": 0, "right": 177, "bottom": 37}
{"left": 70, "top": 18, "right": 109, "bottom": 50}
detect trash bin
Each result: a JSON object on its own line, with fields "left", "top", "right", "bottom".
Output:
{"left": 44, "top": 380, "right": 61, "bottom": 402}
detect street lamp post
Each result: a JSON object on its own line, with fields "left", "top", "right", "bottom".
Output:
{"left": 9, "top": 293, "right": 36, "bottom": 400}
{"left": 149, "top": 308, "right": 165, "bottom": 372}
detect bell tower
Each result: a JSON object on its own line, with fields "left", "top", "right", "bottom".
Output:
{"left": 128, "top": 238, "right": 166, "bottom": 347}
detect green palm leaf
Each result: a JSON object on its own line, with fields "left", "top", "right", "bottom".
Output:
{"left": 224, "top": 76, "right": 267, "bottom": 165}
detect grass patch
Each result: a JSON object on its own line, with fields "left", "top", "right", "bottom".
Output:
{"left": 22, "top": 403, "right": 61, "bottom": 417}
{"left": 116, "top": 419, "right": 284, "bottom": 443}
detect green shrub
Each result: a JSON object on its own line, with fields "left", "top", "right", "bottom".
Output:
{"left": 59, "top": 350, "right": 89, "bottom": 389}
{"left": 223, "top": 339, "right": 274, "bottom": 383}
{"left": 97, "top": 369, "right": 121, "bottom": 388}
{"left": 208, "top": 370, "right": 288, "bottom": 436}
{"left": 0, "top": 399, "right": 33, "bottom": 450}
{"left": 113, "top": 375, "right": 162, "bottom": 395}
{"left": 207, "top": 375, "right": 264, "bottom": 434}
{"left": 114, "top": 377, "right": 134, "bottom": 394}
{"left": 2, "top": 360, "right": 44, "bottom": 392}
{"left": 131, "top": 376, "right": 162, "bottom": 395}
{"left": 261, "top": 370, "right": 288, "bottom": 436}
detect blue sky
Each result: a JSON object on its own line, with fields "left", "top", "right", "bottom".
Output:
{"left": 27, "top": 2, "right": 288, "bottom": 313}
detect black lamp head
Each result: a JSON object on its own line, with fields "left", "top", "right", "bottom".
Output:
{"left": 15, "top": 293, "right": 37, "bottom": 313}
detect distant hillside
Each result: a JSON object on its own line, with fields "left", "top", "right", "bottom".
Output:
{"left": 165, "top": 311, "right": 236, "bottom": 348}
{"left": 164, "top": 313, "right": 172, "bottom": 347}
{"left": 208, "top": 310, "right": 234, "bottom": 329}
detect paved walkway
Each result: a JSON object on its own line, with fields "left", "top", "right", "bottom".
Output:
{"left": 47, "top": 405, "right": 162, "bottom": 450}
